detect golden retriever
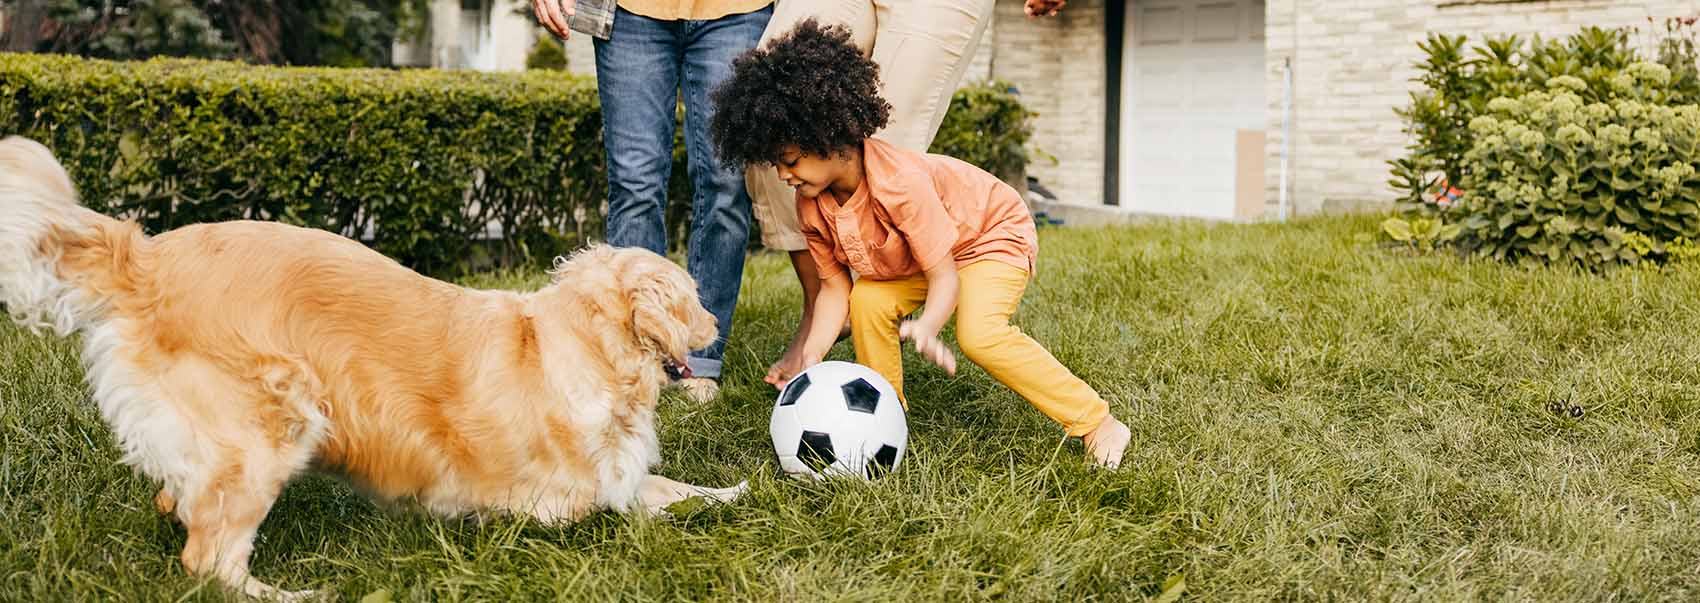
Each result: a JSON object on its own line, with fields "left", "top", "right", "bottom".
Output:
{"left": 0, "top": 136, "right": 746, "bottom": 600}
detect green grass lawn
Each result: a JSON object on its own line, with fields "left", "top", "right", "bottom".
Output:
{"left": 5, "top": 214, "right": 1700, "bottom": 601}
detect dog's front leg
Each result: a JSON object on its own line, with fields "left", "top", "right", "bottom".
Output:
{"left": 637, "top": 474, "right": 747, "bottom": 516}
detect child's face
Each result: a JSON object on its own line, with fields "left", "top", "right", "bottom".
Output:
{"left": 774, "top": 145, "right": 846, "bottom": 199}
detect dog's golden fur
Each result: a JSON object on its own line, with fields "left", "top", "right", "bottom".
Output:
{"left": 0, "top": 136, "right": 743, "bottom": 600}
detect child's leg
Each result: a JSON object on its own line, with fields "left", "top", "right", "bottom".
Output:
{"left": 847, "top": 276, "right": 929, "bottom": 403}
{"left": 954, "top": 261, "right": 1110, "bottom": 437}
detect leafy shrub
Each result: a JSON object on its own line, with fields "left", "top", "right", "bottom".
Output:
{"left": 7, "top": 0, "right": 429, "bottom": 67}
{"left": 525, "top": 33, "right": 569, "bottom": 71}
{"left": 928, "top": 79, "right": 1043, "bottom": 184}
{"left": 1389, "top": 23, "right": 1700, "bottom": 269}
{"left": 1462, "top": 79, "right": 1700, "bottom": 266}
{"left": 1670, "top": 236, "right": 1700, "bottom": 262}
{"left": 0, "top": 52, "right": 604, "bottom": 276}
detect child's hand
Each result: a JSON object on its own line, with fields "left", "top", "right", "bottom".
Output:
{"left": 765, "top": 351, "right": 820, "bottom": 389}
{"left": 899, "top": 320, "right": 958, "bottom": 377}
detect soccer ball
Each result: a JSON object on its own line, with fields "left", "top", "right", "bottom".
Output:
{"left": 769, "top": 361, "right": 907, "bottom": 480}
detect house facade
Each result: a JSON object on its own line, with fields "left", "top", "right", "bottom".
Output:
{"left": 1259, "top": 0, "right": 1698, "bottom": 218}
{"left": 404, "top": 0, "right": 1700, "bottom": 221}
{"left": 981, "top": 0, "right": 1698, "bottom": 220}
{"left": 394, "top": 0, "right": 541, "bottom": 71}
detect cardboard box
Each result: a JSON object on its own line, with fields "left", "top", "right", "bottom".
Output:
{"left": 1235, "top": 129, "right": 1267, "bottom": 220}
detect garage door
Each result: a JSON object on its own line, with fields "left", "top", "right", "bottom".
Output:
{"left": 1120, "top": 0, "right": 1266, "bottom": 219}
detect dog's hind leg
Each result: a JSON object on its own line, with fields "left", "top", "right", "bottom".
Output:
{"left": 176, "top": 445, "right": 313, "bottom": 601}
{"left": 174, "top": 358, "right": 329, "bottom": 601}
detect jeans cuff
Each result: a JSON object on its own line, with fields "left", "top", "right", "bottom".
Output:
{"left": 687, "top": 356, "right": 723, "bottom": 380}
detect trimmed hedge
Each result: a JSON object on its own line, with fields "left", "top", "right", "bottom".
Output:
{"left": 1, "top": 53, "right": 1038, "bottom": 276}
{"left": 1, "top": 53, "right": 604, "bottom": 275}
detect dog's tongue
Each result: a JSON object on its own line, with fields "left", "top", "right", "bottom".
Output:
{"left": 678, "top": 363, "right": 693, "bottom": 380}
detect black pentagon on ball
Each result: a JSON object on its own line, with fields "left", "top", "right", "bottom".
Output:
{"left": 777, "top": 374, "right": 810, "bottom": 407}
{"left": 798, "top": 430, "right": 836, "bottom": 469}
{"left": 841, "top": 378, "right": 880, "bottom": 414}
{"left": 866, "top": 444, "right": 900, "bottom": 478}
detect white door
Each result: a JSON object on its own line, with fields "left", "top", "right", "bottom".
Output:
{"left": 459, "top": 0, "right": 496, "bottom": 70}
{"left": 1120, "top": 0, "right": 1266, "bottom": 218}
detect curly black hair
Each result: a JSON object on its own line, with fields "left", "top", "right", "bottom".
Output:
{"left": 709, "top": 18, "right": 892, "bottom": 168}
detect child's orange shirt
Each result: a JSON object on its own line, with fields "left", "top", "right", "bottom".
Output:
{"left": 796, "top": 137, "right": 1038, "bottom": 281}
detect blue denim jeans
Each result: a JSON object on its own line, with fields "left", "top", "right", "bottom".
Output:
{"left": 595, "top": 4, "right": 772, "bottom": 380}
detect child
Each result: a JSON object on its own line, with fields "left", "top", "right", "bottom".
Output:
{"left": 708, "top": 19, "right": 1130, "bottom": 468}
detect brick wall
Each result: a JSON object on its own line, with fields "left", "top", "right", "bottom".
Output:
{"left": 980, "top": 0, "right": 1107, "bottom": 206}
{"left": 1265, "top": 0, "right": 1700, "bottom": 215}
{"left": 965, "top": 7, "right": 997, "bottom": 84}
{"left": 1050, "top": 0, "right": 1109, "bottom": 207}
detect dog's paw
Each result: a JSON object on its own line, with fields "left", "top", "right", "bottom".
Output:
{"left": 697, "top": 480, "right": 747, "bottom": 504}
{"left": 250, "top": 587, "right": 318, "bottom": 603}
{"left": 644, "top": 481, "right": 747, "bottom": 518}
{"left": 153, "top": 489, "right": 176, "bottom": 516}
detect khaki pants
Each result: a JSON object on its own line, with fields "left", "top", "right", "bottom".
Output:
{"left": 746, "top": 0, "right": 997, "bottom": 251}
{"left": 848, "top": 261, "right": 1111, "bottom": 437}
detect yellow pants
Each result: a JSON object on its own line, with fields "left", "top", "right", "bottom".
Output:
{"left": 848, "top": 261, "right": 1109, "bottom": 437}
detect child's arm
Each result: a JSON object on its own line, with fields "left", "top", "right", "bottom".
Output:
{"left": 899, "top": 261, "right": 960, "bottom": 376}
{"left": 800, "top": 270, "right": 853, "bottom": 366}
{"left": 874, "top": 166, "right": 962, "bottom": 376}
{"left": 767, "top": 200, "right": 850, "bottom": 387}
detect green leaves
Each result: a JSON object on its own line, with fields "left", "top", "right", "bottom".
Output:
{"left": 1389, "top": 25, "right": 1700, "bottom": 271}
{"left": 1381, "top": 216, "right": 1462, "bottom": 253}
{"left": 1383, "top": 217, "right": 1415, "bottom": 242}
{"left": 1154, "top": 574, "right": 1187, "bottom": 603}
{"left": 928, "top": 79, "right": 1040, "bottom": 183}
{"left": 15, "top": 0, "right": 431, "bottom": 67}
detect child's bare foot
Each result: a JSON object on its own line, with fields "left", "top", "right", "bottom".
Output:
{"left": 1083, "top": 415, "right": 1130, "bottom": 469}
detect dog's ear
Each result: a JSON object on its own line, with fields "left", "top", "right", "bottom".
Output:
{"left": 626, "top": 261, "right": 697, "bottom": 363}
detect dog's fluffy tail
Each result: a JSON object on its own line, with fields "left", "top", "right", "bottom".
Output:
{"left": 0, "top": 136, "right": 149, "bottom": 336}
